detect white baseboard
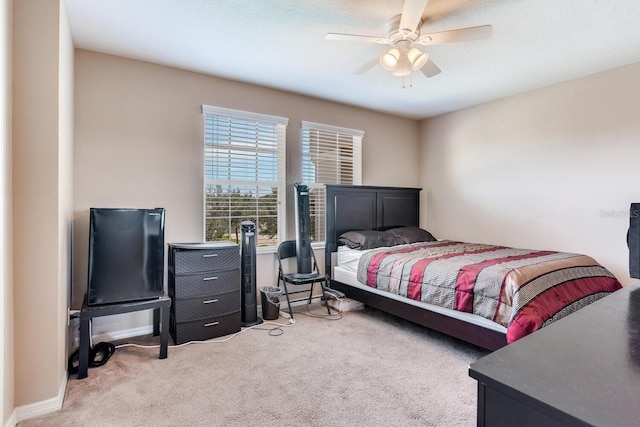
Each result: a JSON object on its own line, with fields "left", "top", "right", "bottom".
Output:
{"left": 73, "top": 324, "right": 154, "bottom": 348}
{"left": 4, "top": 410, "right": 16, "bottom": 427}
{"left": 13, "top": 375, "right": 66, "bottom": 423}
{"left": 91, "top": 324, "right": 154, "bottom": 344}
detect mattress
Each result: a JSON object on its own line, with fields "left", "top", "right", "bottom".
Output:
{"left": 337, "top": 245, "right": 375, "bottom": 273}
{"left": 354, "top": 240, "right": 621, "bottom": 343}
{"left": 333, "top": 257, "right": 507, "bottom": 333}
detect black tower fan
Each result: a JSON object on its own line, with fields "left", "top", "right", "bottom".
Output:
{"left": 240, "top": 221, "right": 262, "bottom": 326}
{"left": 629, "top": 203, "right": 640, "bottom": 279}
{"left": 294, "top": 183, "right": 314, "bottom": 278}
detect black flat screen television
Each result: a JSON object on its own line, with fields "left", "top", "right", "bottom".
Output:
{"left": 87, "top": 208, "right": 165, "bottom": 305}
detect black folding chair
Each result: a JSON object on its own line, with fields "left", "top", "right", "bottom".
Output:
{"left": 277, "top": 240, "right": 331, "bottom": 319}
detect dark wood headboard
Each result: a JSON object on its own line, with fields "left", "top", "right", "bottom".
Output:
{"left": 324, "top": 185, "right": 421, "bottom": 276}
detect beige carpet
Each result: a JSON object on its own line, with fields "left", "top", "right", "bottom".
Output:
{"left": 19, "top": 305, "right": 489, "bottom": 427}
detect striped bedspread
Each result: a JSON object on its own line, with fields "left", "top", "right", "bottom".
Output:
{"left": 356, "top": 241, "right": 622, "bottom": 343}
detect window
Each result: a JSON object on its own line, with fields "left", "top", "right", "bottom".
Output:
{"left": 203, "top": 105, "right": 287, "bottom": 247}
{"left": 301, "top": 121, "right": 363, "bottom": 243}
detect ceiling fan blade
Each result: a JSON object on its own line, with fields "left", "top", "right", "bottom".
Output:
{"left": 325, "top": 33, "right": 390, "bottom": 44}
{"left": 400, "top": 0, "right": 428, "bottom": 34}
{"left": 354, "top": 57, "right": 380, "bottom": 75}
{"left": 420, "top": 58, "right": 441, "bottom": 78}
{"left": 415, "top": 25, "right": 492, "bottom": 45}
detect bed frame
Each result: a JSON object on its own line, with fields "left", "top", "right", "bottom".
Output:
{"left": 324, "top": 184, "right": 508, "bottom": 351}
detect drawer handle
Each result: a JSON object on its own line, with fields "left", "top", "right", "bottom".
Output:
{"left": 202, "top": 253, "right": 218, "bottom": 258}
{"left": 203, "top": 299, "right": 218, "bottom": 304}
{"left": 204, "top": 321, "right": 220, "bottom": 327}
{"left": 202, "top": 276, "right": 218, "bottom": 281}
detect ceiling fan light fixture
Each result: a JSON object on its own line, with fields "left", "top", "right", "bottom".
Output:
{"left": 408, "top": 47, "right": 429, "bottom": 70}
{"left": 380, "top": 48, "right": 400, "bottom": 70}
{"left": 391, "top": 51, "right": 411, "bottom": 77}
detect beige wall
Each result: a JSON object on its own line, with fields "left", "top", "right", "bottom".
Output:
{"left": 12, "top": 0, "right": 72, "bottom": 410}
{"left": 58, "top": 0, "right": 74, "bottom": 391}
{"left": 1, "top": 0, "right": 13, "bottom": 423}
{"left": 420, "top": 62, "right": 640, "bottom": 285}
{"left": 73, "top": 50, "right": 420, "bottom": 334}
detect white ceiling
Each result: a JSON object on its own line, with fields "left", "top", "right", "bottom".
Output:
{"left": 64, "top": 0, "right": 640, "bottom": 120}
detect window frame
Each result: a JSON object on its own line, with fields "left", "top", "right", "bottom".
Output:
{"left": 202, "top": 105, "right": 288, "bottom": 250}
{"left": 301, "top": 120, "right": 364, "bottom": 245}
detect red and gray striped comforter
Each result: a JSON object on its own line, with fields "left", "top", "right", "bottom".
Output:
{"left": 356, "top": 241, "right": 622, "bottom": 343}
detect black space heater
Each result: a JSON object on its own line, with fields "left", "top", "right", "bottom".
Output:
{"left": 240, "top": 221, "right": 262, "bottom": 326}
{"left": 294, "top": 183, "right": 314, "bottom": 279}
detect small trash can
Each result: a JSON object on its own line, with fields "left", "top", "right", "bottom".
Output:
{"left": 260, "top": 286, "right": 282, "bottom": 320}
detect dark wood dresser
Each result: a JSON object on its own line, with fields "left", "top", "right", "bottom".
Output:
{"left": 168, "top": 242, "right": 241, "bottom": 344}
{"left": 469, "top": 282, "right": 640, "bottom": 427}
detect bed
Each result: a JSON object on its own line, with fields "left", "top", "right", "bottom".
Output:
{"left": 324, "top": 184, "right": 622, "bottom": 351}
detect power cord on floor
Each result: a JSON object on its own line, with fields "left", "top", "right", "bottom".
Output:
{"left": 293, "top": 301, "right": 343, "bottom": 321}
{"left": 114, "top": 301, "right": 343, "bottom": 351}
{"left": 114, "top": 317, "right": 295, "bottom": 350}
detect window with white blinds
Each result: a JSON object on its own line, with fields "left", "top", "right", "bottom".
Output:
{"left": 301, "top": 121, "right": 363, "bottom": 243}
{"left": 203, "top": 105, "right": 287, "bottom": 247}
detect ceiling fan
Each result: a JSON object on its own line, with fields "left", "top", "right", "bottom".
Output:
{"left": 325, "top": 0, "right": 492, "bottom": 81}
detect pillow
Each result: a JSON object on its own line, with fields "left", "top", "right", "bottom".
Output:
{"left": 338, "top": 230, "right": 398, "bottom": 250}
{"left": 387, "top": 226, "right": 437, "bottom": 244}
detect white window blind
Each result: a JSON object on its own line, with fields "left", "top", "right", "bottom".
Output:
{"left": 301, "top": 121, "right": 363, "bottom": 243}
{"left": 203, "top": 105, "right": 287, "bottom": 247}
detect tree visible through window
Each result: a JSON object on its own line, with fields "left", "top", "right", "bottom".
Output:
{"left": 203, "top": 105, "right": 287, "bottom": 247}
{"left": 301, "top": 121, "right": 363, "bottom": 243}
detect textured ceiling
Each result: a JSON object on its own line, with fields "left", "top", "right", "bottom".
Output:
{"left": 65, "top": 0, "right": 640, "bottom": 119}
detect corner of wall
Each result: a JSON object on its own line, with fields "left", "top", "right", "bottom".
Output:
{"left": 1, "top": 0, "right": 14, "bottom": 425}
{"left": 13, "top": 376, "right": 65, "bottom": 424}
{"left": 12, "top": 0, "right": 70, "bottom": 409}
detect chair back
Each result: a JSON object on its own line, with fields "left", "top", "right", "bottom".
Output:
{"left": 275, "top": 240, "right": 332, "bottom": 318}
{"left": 277, "top": 240, "right": 319, "bottom": 274}
{"left": 277, "top": 240, "right": 297, "bottom": 261}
